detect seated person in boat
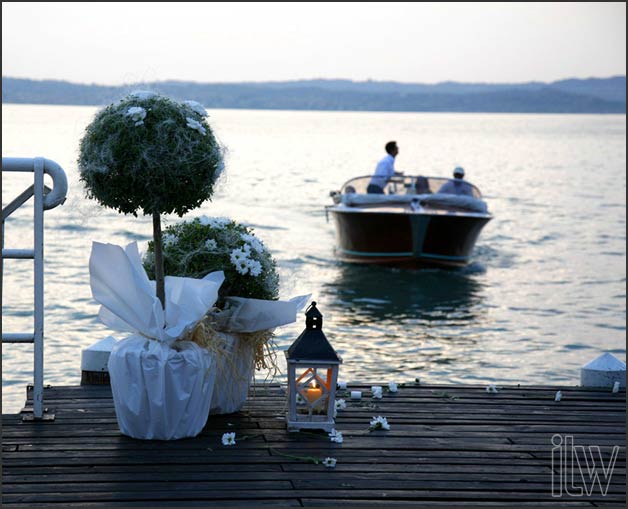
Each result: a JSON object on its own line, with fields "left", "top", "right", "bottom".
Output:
{"left": 367, "top": 141, "right": 403, "bottom": 194}
{"left": 414, "top": 175, "right": 431, "bottom": 194}
{"left": 438, "top": 167, "right": 474, "bottom": 196}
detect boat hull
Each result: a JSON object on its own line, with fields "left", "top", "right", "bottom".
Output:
{"left": 329, "top": 208, "right": 491, "bottom": 268}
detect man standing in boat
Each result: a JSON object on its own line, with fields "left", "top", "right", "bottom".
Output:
{"left": 367, "top": 141, "right": 403, "bottom": 194}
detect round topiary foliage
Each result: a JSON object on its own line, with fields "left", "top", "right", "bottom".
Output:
{"left": 78, "top": 91, "right": 224, "bottom": 217}
{"left": 143, "top": 217, "right": 280, "bottom": 303}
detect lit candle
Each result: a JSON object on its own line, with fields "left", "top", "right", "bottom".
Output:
{"left": 305, "top": 382, "right": 323, "bottom": 404}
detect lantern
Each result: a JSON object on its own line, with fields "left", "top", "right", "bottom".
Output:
{"left": 285, "top": 301, "right": 342, "bottom": 432}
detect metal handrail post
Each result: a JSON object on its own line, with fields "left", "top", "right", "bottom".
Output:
{"left": 33, "top": 157, "right": 45, "bottom": 419}
{"left": 2, "top": 156, "right": 67, "bottom": 421}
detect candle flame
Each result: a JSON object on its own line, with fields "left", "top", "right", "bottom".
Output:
{"left": 310, "top": 381, "right": 317, "bottom": 388}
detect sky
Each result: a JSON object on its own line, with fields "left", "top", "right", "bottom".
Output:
{"left": 2, "top": 2, "right": 626, "bottom": 85}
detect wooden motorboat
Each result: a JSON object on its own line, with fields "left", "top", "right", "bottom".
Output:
{"left": 326, "top": 175, "right": 492, "bottom": 268}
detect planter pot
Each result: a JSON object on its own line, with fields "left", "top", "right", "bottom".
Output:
{"left": 209, "top": 332, "right": 256, "bottom": 414}
{"left": 108, "top": 335, "right": 216, "bottom": 440}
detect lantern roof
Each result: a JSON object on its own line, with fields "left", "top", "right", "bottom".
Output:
{"left": 286, "top": 302, "right": 342, "bottom": 363}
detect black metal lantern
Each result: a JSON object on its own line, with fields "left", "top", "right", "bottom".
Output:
{"left": 285, "top": 301, "right": 342, "bottom": 431}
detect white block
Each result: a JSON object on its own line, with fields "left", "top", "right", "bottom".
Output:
{"left": 81, "top": 336, "right": 117, "bottom": 372}
{"left": 580, "top": 353, "right": 626, "bottom": 388}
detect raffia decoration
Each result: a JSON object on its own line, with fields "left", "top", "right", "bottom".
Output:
{"left": 179, "top": 310, "right": 280, "bottom": 382}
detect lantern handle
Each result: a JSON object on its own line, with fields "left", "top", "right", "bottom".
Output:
{"left": 305, "top": 301, "right": 317, "bottom": 313}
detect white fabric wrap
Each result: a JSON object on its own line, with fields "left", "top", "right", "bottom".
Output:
{"left": 208, "top": 331, "right": 256, "bottom": 415}
{"left": 108, "top": 336, "right": 216, "bottom": 440}
{"left": 90, "top": 241, "right": 223, "bottom": 440}
{"left": 207, "top": 294, "right": 310, "bottom": 414}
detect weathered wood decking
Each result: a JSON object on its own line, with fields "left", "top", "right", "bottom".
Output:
{"left": 2, "top": 383, "right": 626, "bottom": 507}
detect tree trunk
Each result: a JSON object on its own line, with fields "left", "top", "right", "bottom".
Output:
{"left": 152, "top": 211, "right": 166, "bottom": 310}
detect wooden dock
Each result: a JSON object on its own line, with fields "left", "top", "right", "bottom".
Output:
{"left": 2, "top": 382, "right": 625, "bottom": 507}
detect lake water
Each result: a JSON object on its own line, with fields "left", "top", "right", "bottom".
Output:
{"left": 2, "top": 104, "right": 626, "bottom": 413}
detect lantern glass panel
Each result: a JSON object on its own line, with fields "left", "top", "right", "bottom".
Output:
{"left": 295, "top": 367, "right": 331, "bottom": 415}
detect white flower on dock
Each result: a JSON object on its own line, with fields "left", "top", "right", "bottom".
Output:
{"left": 184, "top": 100, "right": 208, "bottom": 117}
{"left": 222, "top": 432, "right": 236, "bottom": 446}
{"left": 554, "top": 391, "right": 562, "bottom": 402}
{"left": 369, "top": 416, "right": 390, "bottom": 431}
{"left": 322, "top": 457, "right": 337, "bottom": 468}
{"left": 328, "top": 429, "right": 343, "bottom": 443}
{"left": 388, "top": 382, "right": 398, "bottom": 393}
{"left": 296, "top": 393, "right": 305, "bottom": 405}
{"left": 371, "top": 386, "right": 383, "bottom": 399}
{"left": 485, "top": 385, "right": 499, "bottom": 394}
{"left": 335, "top": 399, "right": 347, "bottom": 411}
{"left": 612, "top": 381, "right": 620, "bottom": 393}
{"left": 125, "top": 106, "right": 146, "bottom": 126}
{"left": 186, "top": 117, "right": 207, "bottom": 135}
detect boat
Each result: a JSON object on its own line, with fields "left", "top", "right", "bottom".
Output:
{"left": 326, "top": 175, "right": 492, "bottom": 268}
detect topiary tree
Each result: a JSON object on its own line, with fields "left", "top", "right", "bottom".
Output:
{"left": 78, "top": 91, "right": 224, "bottom": 309}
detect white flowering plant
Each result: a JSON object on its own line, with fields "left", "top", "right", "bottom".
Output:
{"left": 78, "top": 91, "right": 224, "bottom": 309}
{"left": 78, "top": 92, "right": 223, "bottom": 218}
{"left": 143, "top": 216, "right": 279, "bottom": 304}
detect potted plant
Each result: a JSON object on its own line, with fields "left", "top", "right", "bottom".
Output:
{"left": 143, "top": 216, "right": 307, "bottom": 414}
{"left": 79, "top": 92, "right": 226, "bottom": 439}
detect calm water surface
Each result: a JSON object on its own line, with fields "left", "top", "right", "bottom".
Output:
{"left": 2, "top": 105, "right": 626, "bottom": 413}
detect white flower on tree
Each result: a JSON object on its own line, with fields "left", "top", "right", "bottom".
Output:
{"left": 129, "top": 90, "right": 157, "bottom": 101}
{"left": 184, "top": 100, "right": 208, "bottom": 117}
{"left": 186, "top": 117, "right": 207, "bottom": 135}
{"left": 125, "top": 106, "right": 147, "bottom": 126}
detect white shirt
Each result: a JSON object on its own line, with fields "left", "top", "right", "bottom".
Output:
{"left": 369, "top": 154, "right": 396, "bottom": 189}
{"left": 438, "top": 179, "right": 474, "bottom": 196}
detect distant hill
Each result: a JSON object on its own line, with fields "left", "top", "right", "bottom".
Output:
{"left": 2, "top": 76, "right": 625, "bottom": 113}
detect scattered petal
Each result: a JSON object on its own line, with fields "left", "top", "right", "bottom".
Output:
{"left": 554, "top": 391, "right": 562, "bottom": 402}
{"left": 322, "top": 457, "right": 337, "bottom": 468}
{"left": 222, "top": 432, "right": 236, "bottom": 446}
{"left": 369, "top": 416, "right": 390, "bottom": 431}
{"left": 388, "top": 382, "right": 398, "bottom": 393}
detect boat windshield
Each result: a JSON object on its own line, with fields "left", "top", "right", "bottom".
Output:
{"left": 340, "top": 175, "right": 483, "bottom": 199}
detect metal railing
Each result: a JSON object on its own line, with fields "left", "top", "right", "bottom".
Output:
{"left": 2, "top": 157, "right": 68, "bottom": 420}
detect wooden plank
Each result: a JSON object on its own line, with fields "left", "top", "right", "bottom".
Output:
{"left": 3, "top": 382, "right": 625, "bottom": 508}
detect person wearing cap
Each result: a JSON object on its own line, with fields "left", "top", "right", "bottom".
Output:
{"left": 438, "top": 167, "right": 474, "bottom": 196}
{"left": 367, "top": 141, "right": 403, "bottom": 194}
